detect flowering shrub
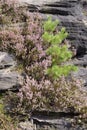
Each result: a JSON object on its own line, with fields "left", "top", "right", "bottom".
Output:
{"left": 0, "top": 0, "right": 16, "bottom": 24}
{"left": 0, "top": 9, "right": 51, "bottom": 80}
{"left": 7, "top": 76, "right": 87, "bottom": 115}
{"left": 0, "top": 0, "right": 26, "bottom": 25}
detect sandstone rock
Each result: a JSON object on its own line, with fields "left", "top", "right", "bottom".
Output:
{"left": 0, "top": 51, "right": 23, "bottom": 90}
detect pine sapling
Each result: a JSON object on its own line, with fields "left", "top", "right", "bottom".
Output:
{"left": 42, "top": 17, "right": 78, "bottom": 79}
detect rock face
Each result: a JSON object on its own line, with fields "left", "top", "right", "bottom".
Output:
{"left": 71, "top": 56, "right": 87, "bottom": 85}
{"left": 18, "top": 111, "right": 87, "bottom": 130}
{"left": 0, "top": 51, "right": 23, "bottom": 90}
{"left": 18, "top": 0, "right": 58, "bottom": 5}
{"left": 19, "top": 0, "right": 87, "bottom": 57}
{"left": 40, "top": 0, "right": 87, "bottom": 57}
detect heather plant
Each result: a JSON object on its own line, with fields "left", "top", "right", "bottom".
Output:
{"left": 0, "top": 0, "right": 17, "bottom": 24}
{"left": 13, "top": 17, "right": 87, "bottom": 115}
{"left": 15, "top": 12, "right": 52, "bottom": 80}
{"left": 0, "top": 9, "right": 52, "bottom": 80}
{"left": 0, "top": 0, "right": 27, "bottom": 25}
{"left": 7, "top": 76, "right": 87, "bottom": 115}
{"left": 42, "top": 17, "right": 77, "bottom": 79}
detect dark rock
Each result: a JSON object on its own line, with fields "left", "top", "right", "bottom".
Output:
{"left": 19, "top": 0, "right": 87, "bottom": 57}
{"left": 62, "top": 54, "right": 87, "bottom": 86}
{"left": 0, "top": 51, "right": 23, "bottom": 90}
{"left": 30, "top": 111, "right": 87, "bottom": 130}
{"left": 40, "top": 0, "right": 87, "bottom": 56}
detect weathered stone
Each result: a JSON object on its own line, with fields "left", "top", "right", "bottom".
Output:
{"left": 31, "top": 111, "right": 87, "bottom": 130}
{"left": 41, "top": 0, "right": 87, "bottom": 56}
{"left": 18, "top": 0, "right": 58, "bottom": 6}
{"left": 0, "top": 51, "right": 23, "bottom": 90}
{"left": 18, "top": 0, "right": 87, "bottom": 57}
{"left": 69, "top": 55, "right": 87, "bottom": 88}
{"left": 19, "top": 121, "right": 35, "bottom": 130}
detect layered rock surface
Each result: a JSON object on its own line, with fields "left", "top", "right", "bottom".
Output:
{"left": 19, "top": 0, "right": 87, "bottom": 56}
{"left": 0, "top": 52, "right": 23, "bottom": 90}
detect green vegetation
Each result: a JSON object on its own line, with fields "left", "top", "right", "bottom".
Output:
{"left": 42, "top": 17, "right": 77, "bottom": 79}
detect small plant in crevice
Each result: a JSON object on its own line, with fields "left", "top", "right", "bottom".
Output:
{"left": 42, "top": 17, "right": 78, "bottom": 79}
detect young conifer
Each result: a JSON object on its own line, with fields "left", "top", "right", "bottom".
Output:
{"left": 42, "top": 17, "right": 77, "bottom": 79}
